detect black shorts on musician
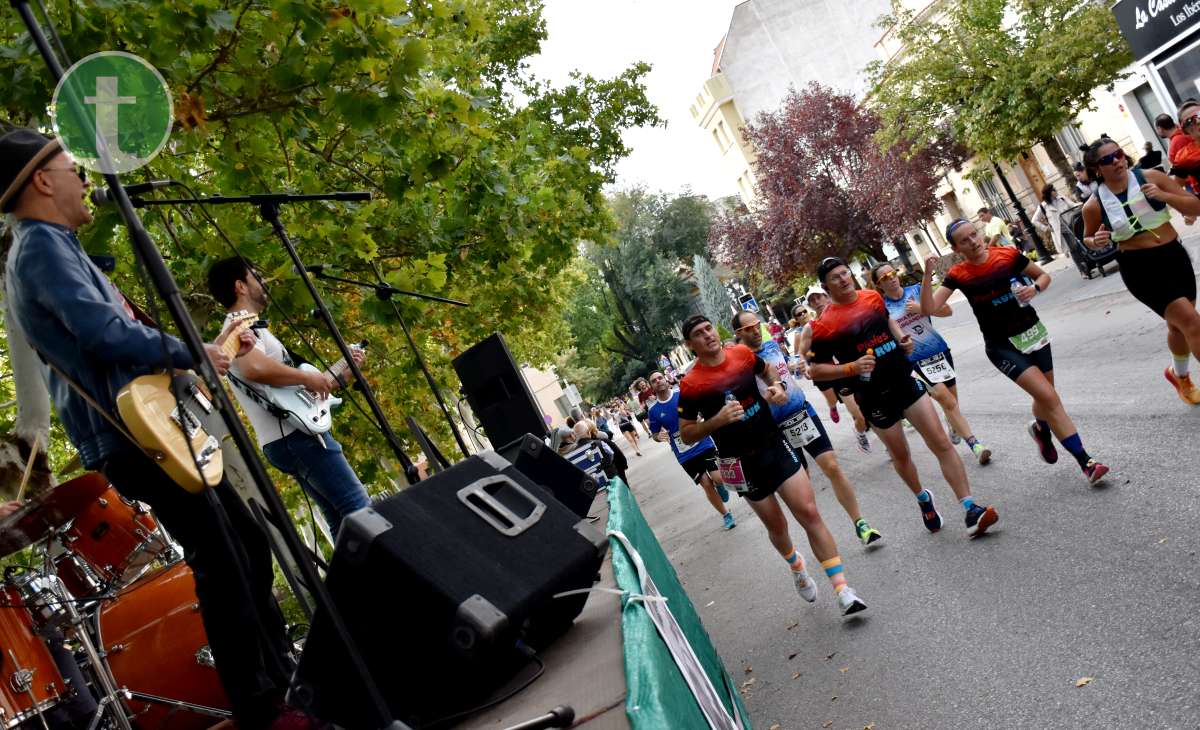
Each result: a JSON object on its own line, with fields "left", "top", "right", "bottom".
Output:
{"left": 912, "top": 350, "right": 957, "bottom": 389}
{"left": 1116, "top": 239, "right": 1196, "bottom": 317}
{"left": 856, "top": 376, "right": 927, "bottom": 430}
{"left": 985, "top": 340, "right": 1053, "bottom": 381}
{"left": 730, "top": 435, "right": 806, "bottom": 502}
{"left": 680, "top": 448, "right": 719, "bottom": 483}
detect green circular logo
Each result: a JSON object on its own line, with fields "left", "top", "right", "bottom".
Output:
{"left": 51, "top": 51, "right": 173, "bottom": 174}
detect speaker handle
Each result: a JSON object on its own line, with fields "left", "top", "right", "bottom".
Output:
{"left": 456, "top": 475, "right": 546, "bottom": 537}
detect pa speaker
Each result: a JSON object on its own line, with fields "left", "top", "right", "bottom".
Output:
{"left": 498, "top": 434, "right": 598, "bottom": 518}
{"left": 290, "top": 451, "right": 608, "bottom": 728}
{"left": 453, "top": 333, "right": 548, "bottom": 448}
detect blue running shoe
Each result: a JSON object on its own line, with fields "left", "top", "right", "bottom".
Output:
{"left": 716, "top": 482, "right": 730, "bottom": 503}
{"left": 723, "top": 512, "right": 737, "bottom": 530}
{"left": 919, "top": 493, "right": 942, "bottom": 533}
{"left": 965, "top": 503, "right": 998, "bottom": 538}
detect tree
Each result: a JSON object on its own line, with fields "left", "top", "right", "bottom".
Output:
{"left": 0, "top": 1, "right": 659, "bottom": 490}
{"left": 866, "top": 0, "right": 1131, "bottom": 183}
{"left": 708, "top": 83, "right": 964, "bottom": 284}
{"left": 693, "top": 254, "right": 733, "bottom": 333}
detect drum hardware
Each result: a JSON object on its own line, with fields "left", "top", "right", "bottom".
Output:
{"left": 194, "top": 646, "right": 215, "bottom": 669}
{"left": 5, "top": 649, "right": 50, "bottom": 730}
{"left": 61, "top": 595, "right": 132, "bottom": 730}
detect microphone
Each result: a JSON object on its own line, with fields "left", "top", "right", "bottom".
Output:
{"left": 90, "top": 180, "right": 176, "bottom": 205}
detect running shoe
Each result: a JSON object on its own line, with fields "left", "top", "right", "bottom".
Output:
{"left": 1164, "top": 367, "right": 1200, "bottom": 405}
{"left": 965, "top": 504, "right": 999, "bottom": 538}
{"left": 723, "top": 512, "right": 737, "bottom": 530}
{"left": 836, "top": 586, "right": 867, "bottom": 616}
{"left": 1026, "top": 420, "right": 1058, "bottom": 464}
{"left": 1082, "top": 459, "right": 1110, "bottom": 485}
{"left": 971, "top": 442, "right": 992, "bottom": 465}
{"left": 829, "top": 406, "right": 840, "bottom": 424}
{"left": 792, "top": 568, "right": 818, "bottom": 603}
{"left": 855, "top": 519, "right": 882, "bottom": 547}
{"left": 947, "top": 425, "right": 962, "bottom": 445}
{"left": 855, "top": 430, "right": 871, "bottom": 454}
{"left": 716, "top": 482, "right": 730, "bottom": 503}
{"left": 918, "top": 493, "right": 942, "bottom": 532}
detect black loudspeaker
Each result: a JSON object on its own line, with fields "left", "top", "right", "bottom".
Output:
{"left": 453, "top": 333, "right": 548, "bottom": 448}
{"left": 290, "top": 452, "right": 608, "bottom": 728}
{"left": 498, "top": 434, "right": 598, "bottom": 518}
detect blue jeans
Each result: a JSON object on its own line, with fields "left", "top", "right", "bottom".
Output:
{"left": 263, "top": 431, "right": 370, "bottom": 539}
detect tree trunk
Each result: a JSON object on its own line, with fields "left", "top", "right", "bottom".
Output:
{"left": 1040, "top": 134, "right": 1075, "bottom": 187}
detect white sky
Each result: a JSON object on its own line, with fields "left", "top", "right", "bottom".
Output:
{"left": 525, "top": 0, "right": 743, "bottom": 201}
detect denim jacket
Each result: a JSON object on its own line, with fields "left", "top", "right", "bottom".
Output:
{"left": 5, "top": 219, "right": 194, "bottom": 469}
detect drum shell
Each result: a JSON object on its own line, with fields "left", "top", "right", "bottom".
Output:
{"left": 0, "top": 587, "right": 63, "bottom": 725}
{"left": 62, "top": 486, "right": 166, "bottom": 589}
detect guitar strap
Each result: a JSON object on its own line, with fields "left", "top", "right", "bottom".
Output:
{"left": 35, "top": 353, "right": 157, "bottom": 461}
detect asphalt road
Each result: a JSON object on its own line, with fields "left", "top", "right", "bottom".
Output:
{"left": 617, "top": 235, "right": 1200, "bottom": 730}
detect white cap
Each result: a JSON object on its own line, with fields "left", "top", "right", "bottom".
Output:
{"left": 804, "top": 285, "right": 828, "bottom": 302}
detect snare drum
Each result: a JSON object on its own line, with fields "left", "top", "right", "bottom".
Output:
{"left": 97, "top": 562, "right": 230, "bottom": 730}
{"left": 0, "top": 586, "right": 63, "bottom": 726}
{"left": 56, "top": 486, "right": 167, "bottom": 595}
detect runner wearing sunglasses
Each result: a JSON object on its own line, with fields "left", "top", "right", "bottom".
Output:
{"left": 810, "top": 258, "right": 998, "bottom": 538}
{"left": 869, "top": 263, "right": 992, "bottom": 465}
{"left": 677, "top": 314, "right": 867, "bottom": 616}
{"left": 792, "top": 288, "right": 873, "bottom": 454}
{"left": 925, "top": 221, "right": 1111, "bottom": 485}
{"left": 1081, "top": 136, "right": 1200, "bottom": 405}
{"left": 733, "top": 309, "right": 883, "bottom": 547}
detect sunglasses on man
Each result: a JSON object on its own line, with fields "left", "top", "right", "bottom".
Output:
{"left": 1182, "top": 113, "right": 1200, "bottom": 131}
{"left": 39, "top": 162, "right": 87, "bottom": 183}
{"left": 875, "top": 270, "right": 897, "bottom": 283}
{"left": 1096, "top": 148, "right": 1125, "bottom": 167}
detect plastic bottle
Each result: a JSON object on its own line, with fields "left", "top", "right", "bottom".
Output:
{"left": 860, "top": 348, "right": 874, "bottom": 382}
{"left": 724, "top": 389, "right": 741, "bottom": 420}
{"left": 1010, "top": 278, "right": 1029, "bottom": 308}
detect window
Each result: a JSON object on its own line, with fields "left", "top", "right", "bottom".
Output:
{"left": 976, "top": 177, "right": 1014, "bottom": 222}
{"left": 1054, "top": 125, "right": 1088, "bottom": 164}
{"left": 1156, "top": 35, "right": 1200, "bottom": 107}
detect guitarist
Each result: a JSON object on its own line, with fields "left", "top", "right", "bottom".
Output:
{"left": 207, "top": 256, "right": 370, "bottom": 540}
{"left": 0, "top": 130, "right": 314, "bottom": 730}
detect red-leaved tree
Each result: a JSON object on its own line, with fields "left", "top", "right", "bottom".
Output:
{"left": 710, "top": 83, "right": 965, "bottom": 283}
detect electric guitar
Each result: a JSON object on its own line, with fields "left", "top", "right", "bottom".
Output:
{"left": 114, "top": 311, "right": 258, "bottom": 494}
{"left": 230, "top": 340, "right": 367, "bottom": 436}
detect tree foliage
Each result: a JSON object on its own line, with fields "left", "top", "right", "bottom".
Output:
{"left": 866, "top": 0, "right": 1131, "bottom": 178}
{"left": 708, "top": 83, "right": 964, "bottom": 284}
{"left": 0, "top": 0, "right": 659, "bottom": 489}
{"left": 692, "top": 254, "right": 732, "bottom": 334}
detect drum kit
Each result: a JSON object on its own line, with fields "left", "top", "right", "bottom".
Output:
{"left": 0, "top": 472, "right": 233, "bottom": 729}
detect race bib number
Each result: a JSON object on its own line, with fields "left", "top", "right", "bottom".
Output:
{"left": 717, "top": 457, "right": 750, "bottom": 493}
{"left": 917, "top": 352, "right": 955, "bottom": 383}
{"left": 1008, "top": 320, "right": 1050, "bottom": 355}
{"left": 672, "top": 432, "right": 689, "bottom": 454}
{"left": 780, "top": 409, "right": 820, "bottom": 449}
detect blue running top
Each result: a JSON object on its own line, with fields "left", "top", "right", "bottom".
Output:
{"left": 883, "top": 283, "right": 951, "bottom": 363}
{"left": 646, "top": 389, "right": 716, "bottom": 463}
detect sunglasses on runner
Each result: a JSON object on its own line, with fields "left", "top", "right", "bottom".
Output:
{"left": 875, "top": 270, "right": 897, "bottom": 282}
{"left": 1096, "top": 148, "right": 1125, "bottom": 167}
{"left": 1183, "top": 113, "right": 1200, "bottom": 131}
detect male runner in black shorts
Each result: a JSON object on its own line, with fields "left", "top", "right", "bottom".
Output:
{"left": 808, "top": 258, "right": 998, "bottom": 538}
{"left": 678, "top": 315, "right": 867, "bottom": 616}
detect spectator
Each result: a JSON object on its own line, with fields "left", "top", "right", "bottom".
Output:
{"left": 768, "top": 316, "right": 786, "bottom": 347}
{"left": 1072, "top": 161, "right": 1098, "bottom": 203}
{"left": 1137, "top": 140, "right": 1164, "bottom": 172}
{"left": 1033, "top": 183, "right": 1074, "bottom": 259}
{"left": 978, "top": 207, "right": 1013, "bottom": 247}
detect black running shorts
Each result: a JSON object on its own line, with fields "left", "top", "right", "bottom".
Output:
{"left": 723, "top": 435, "right": 806, "bottom": 502}
{"left": 1116, "top": 239, "right": 1196, "bottom": 317}
{"left": 680, "top": 448, "right": 719, "bottom": 483}
{"left": 856, "top": 376, "right": 927, "bottom": 430}
{"left": 777, "top": 405, "right": 833, "bottom": 460}
{"left": 985, "top": 341, "right": 1053, "bottom": 382}
{"left": 619, "top": 422, "right": 637, "bottom": 434}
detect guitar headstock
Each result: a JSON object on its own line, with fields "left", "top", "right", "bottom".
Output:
{"left": 218, "top": 310, "right": 260, "bottom": 357}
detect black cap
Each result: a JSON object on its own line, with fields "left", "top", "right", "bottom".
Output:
{"left": 816, "top": 256, "right": 847, "bottom": 283}
{"left": 680, "top": 314, "right": 710, "bottom": 340}
{"left": 0, "top": 129, "right": 62, "bottom": 213}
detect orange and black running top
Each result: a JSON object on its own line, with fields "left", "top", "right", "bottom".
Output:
{"left": 808, "top": 289, "right": 911, "bottom": 394}
{"left": 942, "top": 247, "right": 1039, "bottom": 343}
{"left": 678, "top": 344, "right": 779, "bottom": 458}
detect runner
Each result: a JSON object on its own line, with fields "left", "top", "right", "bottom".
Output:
{"left": 615, "top": 403, "right": 643, "bottom": 456}
{"left": 732, "top": 310, "right": 883, "bottom": 547}
{"left": 1080, "top": 135, "right": 1200, "bottom": 405}
{"left": 869, "top": 262, "right": 993, "bottom": 465}
{"left": 645, "top": 371, "right": 736, "bottom": 530}
{"left": 793, "top": 287, "right": 872, "bottom": 454}
{"left": 678, "top": 314, "right": 867, "bottom": 616}
{"left": 810, "top": 258, "right": 998, "bottom": 537}
{"left": 925, "top": 221, "right": 1111, "bottom": 484}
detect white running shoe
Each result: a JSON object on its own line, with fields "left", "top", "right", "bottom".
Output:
{"left": 792, "top": 569, "right": 818, "bottom": 603}
{"left": 836, "top": 586, "right": 867, "bottom": 616}
{"left": 947, "top": 425, "right": 962, "bottom": 445}
{"left": 855, "top": 431, "right": 871, "bottom": 453}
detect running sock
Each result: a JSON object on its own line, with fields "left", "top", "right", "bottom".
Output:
{"left": 965, "top": 435, "right": 979, "bottom": 449}
{"left": 1173, "top": 352, "right": 1191, "bottom": 378}
{"left": 821, "top": 556, "right": 847, "bottom": 594}
{"left": 1059, "top": 433, "right": 1091, "bottom": 469}
{"left": 960, "top": 496, "right": 975, "bottom": 512}
{"left": 916, "top": 489, "right": 932, "bottom": 503}
{"left": 783, "top": 549, "right": 805, "bottom": 573}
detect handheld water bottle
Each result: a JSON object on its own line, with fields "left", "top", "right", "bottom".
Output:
{"left": 1010, "top": 278, "right": 1029, "bottom": 308}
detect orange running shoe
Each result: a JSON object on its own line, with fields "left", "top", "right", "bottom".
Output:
{"left": 1164, "top": 367, "right": 1200, "bottom": 405}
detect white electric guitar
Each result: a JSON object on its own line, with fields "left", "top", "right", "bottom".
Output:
{"left": 231, "top": 340, "right": 367, "bottom": 436}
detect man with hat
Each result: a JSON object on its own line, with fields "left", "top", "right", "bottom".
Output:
{"left": 1, "top": 128, "right": 311, "bottom": 730}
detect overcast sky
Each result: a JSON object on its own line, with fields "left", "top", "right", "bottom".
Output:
{"left": 525, "top": 0, "right": 743, "bottom": 201}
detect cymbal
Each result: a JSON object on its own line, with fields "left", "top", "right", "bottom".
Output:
{"left": 0, "top": 472, "right": 110, "bottom": 556}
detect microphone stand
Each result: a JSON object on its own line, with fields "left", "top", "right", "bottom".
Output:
{"left": 10, "top": 4, "right": 406, "bottom": 728}
{"left": 132, "top": 194, "right": 423, "bottom": 484}
{"left": 308, "top": 265, "right": 472, "bottom": 459}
